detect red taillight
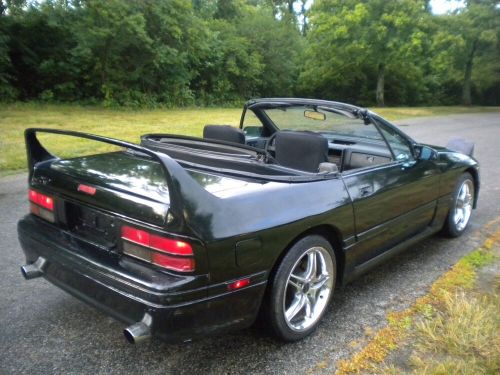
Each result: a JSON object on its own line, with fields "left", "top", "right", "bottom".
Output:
{"left": 121, "top": 226, "right": 150, "bottom": 247}
{"left": 29, "top": 189, "right": 55, "bottom": 222}
{"left": 150, "top": 235, "right": 193, "bottom": 255}
{"left": 29, "top": 189, "right": 54, "bottom": 211}
{"left": 29, "top": 189, "right": 38, "bottom": 203}
{"left": 121, "top": 225, "right": 194, "bottom": 272}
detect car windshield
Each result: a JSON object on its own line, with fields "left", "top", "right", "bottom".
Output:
{"left": 262, "top": 105, "right": 382, "bottom": 141}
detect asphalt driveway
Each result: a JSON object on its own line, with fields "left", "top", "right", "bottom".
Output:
{"left": 1, "top": 113, "right": 499, "bottom": 375}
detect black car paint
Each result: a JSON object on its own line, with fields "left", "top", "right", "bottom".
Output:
{"left": 17, "top": 99, "right": 479, "bottom": 342}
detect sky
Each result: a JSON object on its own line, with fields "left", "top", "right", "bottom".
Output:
{"left": 430, "top": 0, "right": 466, "bottom": 14}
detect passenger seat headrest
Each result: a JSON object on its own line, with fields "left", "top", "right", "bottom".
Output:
{"left": 203, "top": 125, "right": 245, "bottom": 144}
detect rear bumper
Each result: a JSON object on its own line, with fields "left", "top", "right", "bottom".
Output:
{"left": 17, "top": 215, "right": 267, "bottom": 342}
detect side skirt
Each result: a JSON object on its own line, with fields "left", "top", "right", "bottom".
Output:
{"left": 344, "top": 225, "right": 441, "bottom": 284}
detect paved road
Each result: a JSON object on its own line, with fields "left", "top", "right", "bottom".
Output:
{"left": 1, "top": 113, "right": 499, "bottom": 375}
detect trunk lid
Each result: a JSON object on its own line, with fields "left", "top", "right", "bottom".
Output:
{"left": 33, "top": 151, "right": 170, "bottom": 227}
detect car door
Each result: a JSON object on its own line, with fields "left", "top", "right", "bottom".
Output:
{"left": 342, "top": 121, "right": 441, "bottom": 266}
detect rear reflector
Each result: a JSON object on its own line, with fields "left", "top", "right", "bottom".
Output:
{"left": 151, "top": 253, "right": 195, "bottom": 272}
{"left": 121, "top": 225, "right": 194, "bottom": 272}
{"left": 227, "top": 278, "right": 251, "bottom": 291}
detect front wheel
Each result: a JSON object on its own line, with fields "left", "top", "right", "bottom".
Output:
{"left": 443, "top": 172, "right": 475, "bottom": 237}
{"left": 264, "top": 235, "right": 336, "bottom": 342}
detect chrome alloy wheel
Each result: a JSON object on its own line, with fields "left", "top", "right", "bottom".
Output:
{"left": 283, "top": 246, "right": 334, "bottom": 332}
{"left": 454, "top": 179, "right": 473, "bottom": 231}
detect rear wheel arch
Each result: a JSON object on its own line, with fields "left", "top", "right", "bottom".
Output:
{"left": 267, "top": 224, "right": 345, "bottom": 291}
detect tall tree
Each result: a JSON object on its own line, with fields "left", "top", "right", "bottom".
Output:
{"left": 430, "top": 0, "right": 499, "bottom": 105}
{"left": 237, "top": 6, "right": 302, "bottom": 96}
{"left": 458, "top": 1, "right": 497, "bottom": 105}
{"left": 139, "top": 0, "right": 209, "bottom": 106}
{"left": 71, "top": 0, "right": 154, "bottom": 104}
{"left": 301, "top": 0, "right": 427, "bottom": 106}
{"left": 0, "top": 2, "right": 13, "bottom": 100}
{"left": 267, "top": 0, "right": 309, "bottom": 35}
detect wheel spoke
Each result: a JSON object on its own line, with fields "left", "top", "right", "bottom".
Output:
{"left": 304, "top": 252, "right": 317, "bottom": 282}
{"left": 310, "top": 275, "right": 329, "bottom": 291}
{"left": 290, "top": 272, "right": 306, "bottom": 284}
{"left": 286, "top": 294, "right": 306, "bottom": 321}
{"left": 288, "top": 278, "right": 301, "bottom": 291}
{"left": 459, "top": 185, "right": 467, "bottom": 200}
{"left": 304, "top": 296, "right": 313, "bottom": 318}
{"left": 465, "top": 191, "right": 472, "bottom": 205}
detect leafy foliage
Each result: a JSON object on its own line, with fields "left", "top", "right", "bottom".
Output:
{"left": 0, "top": 0, "right": 498, "bottom": 106}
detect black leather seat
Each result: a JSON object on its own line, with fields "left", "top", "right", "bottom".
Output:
{"left": 203, "top": 125, "right": 245, "bottom": 144}
{"left": 274, "top": 131, "right": 329, "bottom": 173}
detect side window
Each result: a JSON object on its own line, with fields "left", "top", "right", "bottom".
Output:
{"left": 377, "top": 124, "right": 414, "bottom": 162}
{"left": 242, "top": 110, "right": 264, "bottom": 137}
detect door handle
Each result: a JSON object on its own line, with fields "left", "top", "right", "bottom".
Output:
{"left": 401, "top": 160, "right": 417, "bottom": 170}
{"left": 359, "top": 185, "right": 373, "bottom": 197}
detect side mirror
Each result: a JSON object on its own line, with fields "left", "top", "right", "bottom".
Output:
{"left": 415, "top": 144, "right": 438, "bottom": 161}
{"left": 243, "top": 126, "right": 263, "bottom": 137}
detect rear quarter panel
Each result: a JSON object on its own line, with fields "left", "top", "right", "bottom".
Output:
{"left": 196, "top": 177, "right": 354, "bottom": 284}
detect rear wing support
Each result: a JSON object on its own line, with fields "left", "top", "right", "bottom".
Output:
{"left": 24, "top": 128, "right": 218, "bottom": 238}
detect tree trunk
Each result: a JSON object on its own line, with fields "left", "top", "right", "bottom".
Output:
{"left": 376, "top": 62, "right": 385, "bottom": 107}
{"left": 462, "top": 40, "right": 477, "bottom": 106}
{"left": 100, "top": 38, "right": 112, "bottom": 88}
{"left": 301, "top": 0, "right": 308, "bottom": 36}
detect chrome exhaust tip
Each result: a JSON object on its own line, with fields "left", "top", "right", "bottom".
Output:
{"left": 123, "top": 313, "right": 153, "bottom": 344}
{"left": 21, "top": 257, "right": 47, "bottom": 280}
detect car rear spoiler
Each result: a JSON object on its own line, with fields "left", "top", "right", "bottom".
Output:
{"left": 24, "top": 128, "right": 218, "bottom": 237}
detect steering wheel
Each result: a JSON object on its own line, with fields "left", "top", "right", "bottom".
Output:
{"left": 264, "top": 132, "right": 279, "bottom": 156}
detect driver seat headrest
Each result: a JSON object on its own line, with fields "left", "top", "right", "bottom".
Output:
{"left": 274, "top": 131, "right": 329, "bottom": 173}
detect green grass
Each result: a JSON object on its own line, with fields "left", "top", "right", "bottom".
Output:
{"left": 0, "top": 103, "right": 242, "bottom": 172}
{"left": 1, "top": 102, "right": 499, "bottom": 173}
{"left": 380, "top": 289, "right": 500, "bottom": 375}
{"left": 333, "top": 228, "right": 500, "bottom": 375}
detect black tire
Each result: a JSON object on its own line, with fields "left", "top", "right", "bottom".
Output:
{"left": 264, "top": 235, "right": 336, "bottom": 342}
{"left": 443, "top": 172, "right": 475, "bottom": 237}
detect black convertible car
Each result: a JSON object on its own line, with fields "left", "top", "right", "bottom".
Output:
{"left": 18, "top": 98, "right": 479, "bottom": 343}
